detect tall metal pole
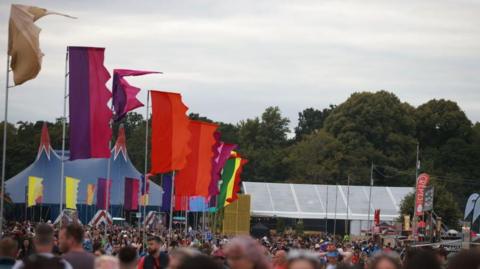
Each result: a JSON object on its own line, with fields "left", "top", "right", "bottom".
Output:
{"left": 169, "top": 171, "right": 176, "bottom": 237}
{"left": 325, "top": 185, "right": 329, "bottom": 234}
{"left": 367, "top": 162, "right": 373, "bottom": 235}
{"left": 59, "top": 49, "right": 69, "bottom": 226}
{"left": 413, "top": 142, "right": 420, "bottom": 243}
{"left": 0, "top": 55, "right": 10, "bottom": 236}
{"left": 104, "top": 103, "right": 114, "bottom": 237}
{"left": 142, "top": 91, "right": 150, "bottom": 246}
{"left": 334, "top": 184, "right": 338, "bottom": 237}
{"left": 345, "top": 176, "right": 351, "bottom": 235}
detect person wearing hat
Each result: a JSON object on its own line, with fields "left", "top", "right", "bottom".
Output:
{"left": 326, "top": 251, "right": 338, "bottom": 269}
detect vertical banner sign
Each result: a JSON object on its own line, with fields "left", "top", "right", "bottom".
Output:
{"left": 404, "top": 215, "right": 411, "bottom": 231}
{"left": 374, "top": 209, "right": 380, "bottom": 226}
{"left": 423, "top": 186, "right": 434, "bottom": 212}
{"left": 415, "top": 173, "right": 430, "bottom": 216}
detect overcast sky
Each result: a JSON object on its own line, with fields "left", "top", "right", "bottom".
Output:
{"left": 1, "top": 0, "right": 479, "bottom": 133}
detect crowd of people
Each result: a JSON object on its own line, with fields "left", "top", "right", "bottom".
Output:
{"left": 0, "top": 221, "right": 479, "bottom": 269}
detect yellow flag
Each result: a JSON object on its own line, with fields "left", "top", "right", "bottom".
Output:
{"left": 27, "top": 176, "right": 43, "bottom": 207}
{"left": 65, "top": 177, "right": 80, "bottom": 209}
{"left": 8, "top": 4, "right": 75, "bottom": 85}
{"left": 140, "top": 194, "right": 149, "bottom": 206}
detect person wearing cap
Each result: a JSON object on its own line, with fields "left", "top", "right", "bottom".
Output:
{"left": 325, "top": 251, "right": 338, "bottom": 269}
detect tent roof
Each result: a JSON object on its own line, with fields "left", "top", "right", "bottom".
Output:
{"left": 243, "top": 181, "right": 412, "bottom": 221}
{"left": 6, "top": 124, "right": 163, "bottom": 206}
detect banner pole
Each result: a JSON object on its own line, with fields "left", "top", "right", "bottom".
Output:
{"left": 104, "top": 103, "right": 114, "bottom": 237}
{"left": 413, "top": 142, "right": 420, "bottom": 244}
{"left": 325, "top": 185, "right": 328, "bottom": 234}
{"left": 59, "top": 49, "right": 68, "bottom": 226}
{"left": 334, "top": 183, "right": 338, "bottom": 237}
{"left": 169, "top": 171, "right": 176, "bottom": 238}
{"left": 346, "top": 175, "right": 351, "bottom": 235}
{"left": 367, "top": 162, "right": 374, "bottom": 235}
{"left": 142, "top": 90, "right": 150, "bottom": 246}
{"left": 0, "top": 54, "right": 10, "bottom": 236}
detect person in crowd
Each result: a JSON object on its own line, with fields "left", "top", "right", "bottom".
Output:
{"left": 403, "top": 248, "right": 441, "bottom": 269}
{"left": 13, "top": 224, "right": 72, "bottom": 269}
{"left": 367, "top": 253, "right": 401, "bottom": 269}
{"left": 95, "top": 256, "right": 120, "bottom": 269}
{"left": 177, "top": 255, "right": 222, "bottom": 269}
{"left": 0, "top": 238, "right": 18, "bottom": 269}
{"left": 434, "top": 248, "right": 448, "bottom": 269}
{"left": 325, "top": 252, "right": 338, "bottom": 269}
{"left": 17, "top": 238, "right": 34, "bottom": 261}
{"left": 20, "top": 255, "right": 65, "bottom": 269}
{"left": 137, "top": 236, "right": 169, "bottom": 269}
{"left": 118, "top": 246, "right": 138, "bottom": 269}
{"left": 273, "top": 250, "right": 288, "bottom": 269}
{"left": 59, "top": 224, "right": 96, "bottom": 269}
{"left": 95, "top": 249, "right": 107, "bottom": 257}
{"left": 286, "top": 250, "right": 320, "bottom": 269}
{"left": 447, "top": 249, "right": 480, "bottom": 269}
{"left": 168, "top": 248, "right": 197, "bottom": 269}
{"left": 224, "top": 236, "right": 271, "bottom": 269}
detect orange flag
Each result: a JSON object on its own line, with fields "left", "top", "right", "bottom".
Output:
{"left": 175, "top": 120, "right": 218, "bottom": 197}
{"left": 150, "top": 91, "right": 191, "bottom": 174}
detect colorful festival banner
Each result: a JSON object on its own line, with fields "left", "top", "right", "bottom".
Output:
{"left": 68, "top": 46, "right": 112, "bottom": 160}
{"left": 27, "top": 176, "right": 43, "bottom": 207}
{"left": 150, "top": 91, "right": 191, "bottom": 174}
{"left": 8, "top": 4, "right": 74, "bottom": 85}
{"left": 86, "top": 184, "right": 95, "bottom": 206}
{"left": 112, "top": 69, "right": 160, "bottom": 121}
{"left": 124, "top": 177, "right": 139, "bottom": 211}
{"left": 96, "top": 178, "right": 112, "bottom": 210}
{"left": 161, "top": 174, "right": 173, "bottom": 212}
{"left": 176, "top": 120, "right": 218, "bottom": 197}
{"left": 217, "top": 153, "right": 247, "bottom": 209}
{"left": 415, "top": 173, "right": 430, "bottom": 216}
{"left": 65, "top": 176, "right": 80, "bottom": 210}
{"left": 209, "top": 132, "right": 237, "bottom": 196}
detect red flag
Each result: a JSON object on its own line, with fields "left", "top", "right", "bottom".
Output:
{"left": 175, "top": 120, "right": 218, "bottom": 197}
{"left": 150, "top": 91, "right": 191, "bottom": 174}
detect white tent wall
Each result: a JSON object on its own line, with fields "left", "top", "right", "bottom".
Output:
{"left": 243, "top": 181, "right": 412, "bottom": 235}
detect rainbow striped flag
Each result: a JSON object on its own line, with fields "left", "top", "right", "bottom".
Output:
{"left": 217, "top": 153, "right": 247, "bottom": 209}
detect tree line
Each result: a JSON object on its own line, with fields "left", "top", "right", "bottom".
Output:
{"left": 2, "top": 90, "right": 479, "bottom": 226}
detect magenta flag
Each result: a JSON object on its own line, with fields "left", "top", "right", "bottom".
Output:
{"left": 96, "top": 178, "right": 112, "bottom": 210}
{"left": 68, "top": 46, "right": 112, "bottom": 160}
{"left": 124, "top": 177, "right": 139, "bottom": 211}
{"left": 208, "top": 132, "right": 237, "bottom": 196}
{"left": 112, "top": 69, "right": 160, "bottom": 121}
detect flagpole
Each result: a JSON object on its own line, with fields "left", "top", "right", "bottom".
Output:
{"left": 104, "top": 104, "right": 114, "bottom": 237}
{"left": 333, "top": 183, "right": 338, "bottom": 237}
{"left": 413, "top": 142, "right": 420, "bottom": 244}
{"left": 0, "top": 54, "right": 10, "bottom": 236}
{"left": 345, "top": 175, "right": 351, "bottom": 235}
{"left": 169, "top": 171, "right": 176, "bottom": 238}
{"left": 367, "top": 162, "right": 373, "bottom": 235}
{"left": 59, "top": 49, "right": 69, "bottom": 226}
{"left": 325, "top": 185, "right": 328, "bottom": 234}
{"left": 142, "top": 90, "right": 150, "bottom": 246}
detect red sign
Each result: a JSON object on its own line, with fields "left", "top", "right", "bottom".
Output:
{"left": 374, "top": 209, "right": 380, "bottom": 225}
{"left": 415, "top": 173, "right": 430, "bottom": 216}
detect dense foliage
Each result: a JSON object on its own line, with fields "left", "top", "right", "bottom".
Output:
{"left": 2, "top": 91, "right": 479, "bottom": 223}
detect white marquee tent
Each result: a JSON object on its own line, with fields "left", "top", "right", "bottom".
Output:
{"left": 242, "top": 181, "right": 413, "bottom": 235}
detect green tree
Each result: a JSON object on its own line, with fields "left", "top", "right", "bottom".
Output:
{"left": 295, "top": 106, "right": 335, "bottom": 141}
{"left": 324, "top": 91, "right": 417, "bottom": 185}
{"left": 286, "top": 130, "right": 345, "bottom": 184}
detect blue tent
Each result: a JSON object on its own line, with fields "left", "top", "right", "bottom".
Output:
{"left": 5, "top": 124, "right": 163, "bottom": 222}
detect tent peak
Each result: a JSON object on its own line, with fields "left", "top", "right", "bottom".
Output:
{"left": 37, "top": 122, "right": 52, "bottom": 160}
{"left": 113, "top": 125, "right": 127, "bottom": 160}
